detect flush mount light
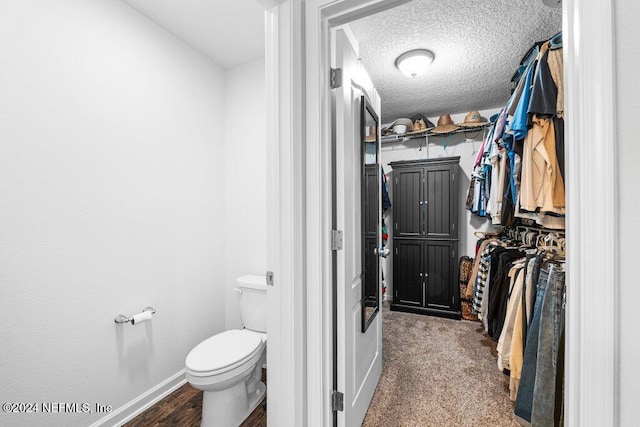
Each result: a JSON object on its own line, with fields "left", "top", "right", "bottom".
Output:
{"left": 395, "top": 49, "right": 435, "bottom": 78}
{"left": 541, "top": 0, "right": 561, "bottom": 7}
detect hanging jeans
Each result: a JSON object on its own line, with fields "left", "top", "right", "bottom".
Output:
{"left": 532, "top": 265, "right": 566, "bottom": 426}
{"left": 513, "top": 267, "right": 550, "bottom": 424}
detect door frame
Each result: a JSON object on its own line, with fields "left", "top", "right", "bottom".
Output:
{"left": 261, "top": 0, "right": 618, "bottom": 425}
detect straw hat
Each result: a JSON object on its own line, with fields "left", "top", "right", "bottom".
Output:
{"left": 456, "top": 110, "right": 488, "bottom": 127}
{"left": 431, "top": 114, "right": 460, "bottom": 134}
{"left": 406, "top": 114, "right": 435, "bottom": 135}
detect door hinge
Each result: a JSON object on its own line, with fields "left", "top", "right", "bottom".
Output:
{"left": 332, "top": 390, "right": 344, "bottom": 412}
{"left": 395, "top": 247, "right": 398, "bottom": 255}
{"left": 453, "top": 172, "right": 455, "bottom": 181}
{"left": 452, "top": 222, "right": 455, "bottom": 231}
{"left": 395, "top": 222, "right": 398, "bottom": 231}
{"left": 452, "top": 249, "right": 455, "bottom": 259}
{"left": 331, "top": 230, "right": 343, "bottom": 251}
{"left": 452, "top": 296, "right": 455, "bottom": 304}
{"left": 395, "top": 177, "right": 398, "bottom": 184}
{"left": 330, "top": 68, "right": 342, "bottom": 89}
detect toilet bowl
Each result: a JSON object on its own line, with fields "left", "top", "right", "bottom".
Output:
{"left": 185, "top": 275, "right": 268, "bottom": 427}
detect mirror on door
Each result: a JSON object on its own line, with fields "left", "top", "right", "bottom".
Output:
{"left": 361, "top": 95, "right": 380, "bottom": 332}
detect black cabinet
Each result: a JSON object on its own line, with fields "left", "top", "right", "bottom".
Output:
{"left": 423, "top": 240, "right": 457, "bottom": 312}
{"left": 393, "top": 159, "right": 458, "bottom": 239}
{"left": 390, "top": 157, "right": 460, "bottom": 319}
{"left": 393, "top": 239, "right": 423, "bottom": 307}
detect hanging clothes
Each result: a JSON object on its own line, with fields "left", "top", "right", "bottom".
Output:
{"left": 497, "top": 259, "right": 527, "bottom": 371}
{"left": 466, "top": 34, "right": 565, "bottom": 227}
{"left": 486, "top": 247, "right": 526, "bottom": 340}
{"left": 382, "top": 167, "right": 391, "bottom": 213}
{"left": 469, "top": 227, "right": 566, "bottom": 425}
{"left": 514, "top": 261, "right": 566, "bottom": 426}
{"left": 464, "top": 33, "right": 566, "bottom": 424}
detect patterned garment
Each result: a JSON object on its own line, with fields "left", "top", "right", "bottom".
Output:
{"left": 466, "top": 239, "right": 498, "bottom": 298}
{"left": 461, "top": 300, "right": 478, "bottom": 321}
{"left": 459, "top": 256, "right": 478, "bottom": 321}
{"left": 472, "top": 242, "right": 500, "bottom": 314}
{"left": 459, "top": 256, "right": 474, "bottom": 285}
{"left": 465, "top": 178, "right": 475, "bottom": 210}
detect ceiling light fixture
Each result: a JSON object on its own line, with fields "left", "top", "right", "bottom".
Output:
{"left": 395, "top": 49, "right": 435, "bottom": 78}
{"left": 541, "top": 0, "right": 562, "bottom": 7}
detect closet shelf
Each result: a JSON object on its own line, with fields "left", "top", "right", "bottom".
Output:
{"left": 380, "top": 123, "right": 490, "bottom": 144}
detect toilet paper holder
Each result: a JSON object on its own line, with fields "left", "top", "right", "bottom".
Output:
{"left": 114, "top": 307, "right": 156, "bottom": 324}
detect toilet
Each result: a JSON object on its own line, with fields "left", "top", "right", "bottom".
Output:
{"left": 185, "top": 275, "right": 267, "bottom": 427}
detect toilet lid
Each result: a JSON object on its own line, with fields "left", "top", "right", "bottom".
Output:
{"left": 186, "top": 329, "right": 263, "bottom": 373}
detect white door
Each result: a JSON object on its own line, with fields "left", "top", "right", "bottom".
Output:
{"left": 332, "top": 27, "right": 383, "bottom": 427}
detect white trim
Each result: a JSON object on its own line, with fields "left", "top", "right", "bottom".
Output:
{"left": 303, "top": 2, "right": 419, "bottom": 426}
{"left": 264, "top": 1, "right": 307, "bottom": 427}
{"left": 304, "top": 3, "right": 333, "bottom": 426}
{"left": 89, "top": 370, "right": 186, "bottom": 427}
{"left": 564, "top": 0, "right": 618, "bottom": 426}
{"left": 268, "top": 0, "right": 620, "bottom": 425}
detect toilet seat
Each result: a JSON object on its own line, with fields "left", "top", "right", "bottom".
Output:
{"left": 186, "top": 329, "right": 263, "bottom": 377}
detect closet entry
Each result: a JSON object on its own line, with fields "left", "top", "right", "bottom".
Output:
{"left": 390, "top": 157, "right": 460, "bottom": 319}
{"left": 327, "top": 1, "right": 565, "bottom": 426}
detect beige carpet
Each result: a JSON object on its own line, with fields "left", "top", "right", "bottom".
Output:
{"left": 362, "top": 303, "right": 519, "bottom": 427}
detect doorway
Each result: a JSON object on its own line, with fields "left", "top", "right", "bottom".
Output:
{"left": 263, "top": 0, "right": 618, "bottom": 425}
{"left": 335, "top": 2, "right": 564, "bottom": 425}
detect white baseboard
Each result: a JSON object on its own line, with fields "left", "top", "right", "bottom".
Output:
{"left": 89, "top": 369, "right": 186, "bottom": 427}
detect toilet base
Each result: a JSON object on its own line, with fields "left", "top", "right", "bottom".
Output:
{"left": 200, "top": 381, "right": 266, "bottom": 427}
{"left": 243, "top": 382, "right": 266, "bottom": 423}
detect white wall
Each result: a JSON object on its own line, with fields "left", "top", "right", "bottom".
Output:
{"left": 614, "top": 1, "right": 640, "bottom": 423}
{"left": 223, "top": 58, "right": 267, "bottom": 330}
{"left": 380, "top": 109, "right": 500, "bottom": 300}
{"left": 0, "top": 1, "right": 228, "bottom": 425}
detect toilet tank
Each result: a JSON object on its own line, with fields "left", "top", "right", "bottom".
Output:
{"left": 236, "top": 275, "right": 267, "bottom": 333}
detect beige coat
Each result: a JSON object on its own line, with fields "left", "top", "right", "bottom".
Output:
{"left": 520, "top": 116, "right": 565, "bottom": 212}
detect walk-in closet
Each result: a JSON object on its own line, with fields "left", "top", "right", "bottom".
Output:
{"left": 346, "top": 1, "right": 566, "bottom": 425}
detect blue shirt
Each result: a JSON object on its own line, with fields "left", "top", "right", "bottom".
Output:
{"left": 510, "top": 60, "right": 536, "bottom": 140}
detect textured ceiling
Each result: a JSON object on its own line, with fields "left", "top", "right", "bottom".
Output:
{"left": 349, "top": 0, "right": 562, "bottom": 122}
{"left": 121, "top": 0, "right": 265, "bottom": 68}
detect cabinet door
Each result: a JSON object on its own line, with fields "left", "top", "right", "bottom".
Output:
{"left": 393, "top": 240, "right": 423, "bottom": 306}
{"left": 424, "top": 241, "right": 457, "bottom": 311}
{"left": 425, "top": 166, "right": 456, "bottom": 239}
{"left": 394, "top": 168, "right": 423, "bottom": 237}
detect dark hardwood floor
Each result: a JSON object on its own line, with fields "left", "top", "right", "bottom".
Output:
{"left": 125, "top": 370, "right": 267, "bottom": 427}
